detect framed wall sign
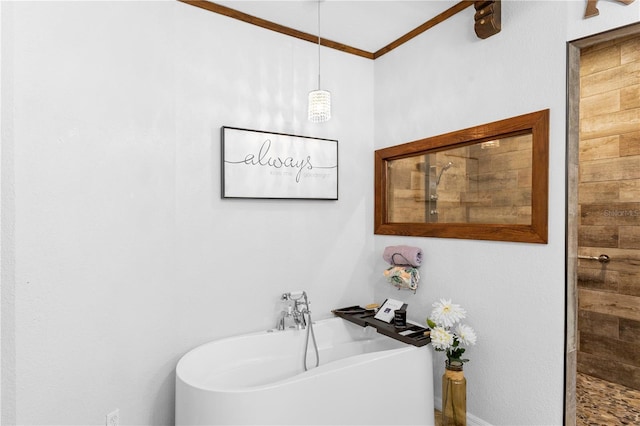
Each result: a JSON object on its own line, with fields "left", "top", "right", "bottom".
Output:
{"left": 222, "top": 127, "right": 338, "bottom": 200}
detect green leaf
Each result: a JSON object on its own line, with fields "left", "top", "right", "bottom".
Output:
{"left": 427, "top": 318, "right": 437, "bottom": 329}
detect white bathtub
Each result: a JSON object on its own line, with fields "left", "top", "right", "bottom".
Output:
{"left": 175, "top": 317, "right": 434, "bottom": 425}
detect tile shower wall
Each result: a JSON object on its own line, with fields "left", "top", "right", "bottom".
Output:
{"left": 386, "top": 140, "right": 532, "bottom": 225}
{"left": 578, "top": 34, "right": 640, "bottom": 391}
{"left": 465, "top": 135, "right": 532, "bottom": 225}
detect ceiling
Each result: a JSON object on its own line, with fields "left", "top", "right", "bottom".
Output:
{"left": 213, "top": 1, "right": 463, "bottom": 54}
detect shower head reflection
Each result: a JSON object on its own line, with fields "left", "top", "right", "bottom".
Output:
{"left": 436, "top": 161, "right": 454, "bottom": 185}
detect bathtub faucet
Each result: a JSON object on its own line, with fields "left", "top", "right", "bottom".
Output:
{"left": 277, "top": 291, "right": 310, "bottom": 330}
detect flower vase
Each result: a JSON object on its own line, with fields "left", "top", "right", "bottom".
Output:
{"left": 442, "top": 361, "right": 466, "bottom": 426}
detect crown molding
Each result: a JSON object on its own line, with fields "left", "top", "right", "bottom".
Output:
{"left": 178, "top": 0, "right": 474, "bottom": 60}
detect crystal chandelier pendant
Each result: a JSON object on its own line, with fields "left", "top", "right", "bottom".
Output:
{"left": 307, "top": 0, "right": 331, "bottom": 123}
{"left": 308, "top": 89, "right": 331, "bottom": 123}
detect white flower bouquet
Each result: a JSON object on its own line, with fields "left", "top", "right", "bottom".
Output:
{"left": 427, "top": 299, "right": 477, "bottom": 366}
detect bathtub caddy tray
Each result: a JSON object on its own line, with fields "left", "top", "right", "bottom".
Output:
{"left": 332, "top": 306, "right": 431, "bottom": 347}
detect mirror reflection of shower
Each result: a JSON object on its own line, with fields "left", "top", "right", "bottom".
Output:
{"left": 428, "top": 161, "right": 454, "bottom": 222}
{"left": 436, "top": 161, "right": 454, "bottom": 185}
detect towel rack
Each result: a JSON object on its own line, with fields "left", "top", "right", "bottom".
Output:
{"left": 390, "top": 252, "right": 413, "bottom": 266}
{"left": 578, "top": 254, "right": 610, "bottom": 264}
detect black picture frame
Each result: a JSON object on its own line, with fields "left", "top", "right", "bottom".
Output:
{"left": 221, "top": 126, "right": 338, "bottom": 200}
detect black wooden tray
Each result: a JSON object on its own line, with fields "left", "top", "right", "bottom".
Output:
{"left": 332, "top": 306, "right": 431, "bottom": 347}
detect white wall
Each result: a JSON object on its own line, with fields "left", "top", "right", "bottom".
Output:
{"left": 1, "top": 1, "right": 373, "bottom": 424}
{"left": 373, "top": 1, "right": 639, "bottom": 425}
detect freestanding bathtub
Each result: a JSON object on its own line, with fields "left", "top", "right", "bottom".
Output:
{"left": 175, "top": 316, "right": 434, "bottom": 425}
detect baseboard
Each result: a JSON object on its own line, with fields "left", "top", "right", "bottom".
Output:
{"left": 435, "top": 397, "right": 492, "bottom": 426}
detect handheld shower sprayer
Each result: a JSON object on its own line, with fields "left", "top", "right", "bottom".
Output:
{"left": 279, "top": 290, "right": 319, "bottom": 371}
{"left": 436, "top": 161, "right": 454, "bottom": 185}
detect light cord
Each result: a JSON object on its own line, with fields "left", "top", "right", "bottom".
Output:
{"left": 317, "top": 0, "right": 321, "bottom": 90}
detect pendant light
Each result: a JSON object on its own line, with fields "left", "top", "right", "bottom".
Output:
{"left": 308, "top": 0, "right": 331, "bottom": 122}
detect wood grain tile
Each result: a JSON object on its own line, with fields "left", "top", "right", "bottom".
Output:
{"left": 580, "top": 202, "right": 640, "bottom": 226}
{"left": 578, "top": 310, "right": 619, "bottom": 337}
{"left": 490, "top": 149, "right": 532, "bottom": 172}
{"left": 620, "top": 179, "right": 640, "bottom": 201}
{"left": 580, "top": 44, "right": 621, "bottom": 77}
{"left": 580, "top": 332, "right": 640, "bottom": 367}
{"left": 578, "top": 352, "right": 640, "bottom": 390}
{"left": 580, "top": 61, "right": 640, "bottom": 98}
{"left": 579, "top": 288, "right": 640, "bottom": 322}
{"left": 467, "top": 206, "right": 521, "bottom": 224}
{"left": 620, "top": 318, "right": 640, "bottom": 341}
{"left": 621, "top": 37, "right": 640, "bottom": 64}
{"left": 517, "top": 167, "right": 531, "bottom": 188}
{"left": 476, "top": 170, "right": 519, "bottom": 191}
{"left": 491, "top": 189, "right": 531, "bottom": 207}
{"left": 620, "top": 131, "right": 639, "bottom": 156}
{"left": 580, "top": 90, "right": 620, "bottom": 119}
{"left": 619, "top": 272, "right": 640, "bottom": 297}
{"left": 579, "top": 181, "right": 620, "bottom": 203}
{"left": 578, "top": 225, "right": 619, "bottom": 247}
{"left": 620, "top": 85, "right": 640, "bottom": 110}
{"left": 577, "top": 267, "right": 619, "bottom": 292}
{"left": 580, "top": 157, "right": 640, "bottom": 182}
{"left": 580, "top": 108, "right": 640, "bottom": 140}
{"left": 579, "top": 135, "right": 619, "bottom": 161}
{"left": 619, "top": 226, "right": 640, "bottom": 249}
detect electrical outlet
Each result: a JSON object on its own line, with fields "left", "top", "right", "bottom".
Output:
{"left": 106, "top": 409, "right": 119, "bottom": 426}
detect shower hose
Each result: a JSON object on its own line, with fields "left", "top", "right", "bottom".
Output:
{"left": 293, "top": 292, "right": 319, "bottom": 371}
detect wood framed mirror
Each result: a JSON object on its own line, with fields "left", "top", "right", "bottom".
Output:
{"left": 374, "top": 109, "right": 549, "bottom": 243}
